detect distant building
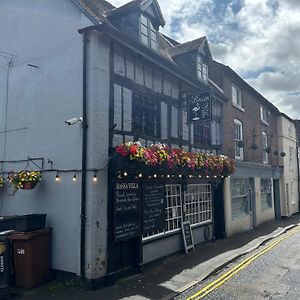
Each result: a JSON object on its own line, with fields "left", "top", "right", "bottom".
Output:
{"left": 209, "top": 61, "right": 282, "bottom": 236}
{"left": 278, "top": 114, "right": 299, "bottom": 216}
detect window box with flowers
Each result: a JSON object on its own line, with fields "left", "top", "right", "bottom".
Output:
{"left": 8, "top": 171, "right": 41, "bottom": 194}
{"left": 114, "top": 142, "right": 235, "bottom": 178}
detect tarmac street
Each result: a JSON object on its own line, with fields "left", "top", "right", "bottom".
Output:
{"left": 13, "top": 215, "right": 300, "bottom": 300}
{"left": 176, "top": 227, "right": 300, "bottom": 300}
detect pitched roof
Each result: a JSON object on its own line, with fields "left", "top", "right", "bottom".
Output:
{"left": 107, "top": 0, "right": 166, "bottom": 27}
{"left": 210, "top": 61, "right": 279, "bottom": 113}
{"left": 72, "top": 0, "right": 115, "bottom": 24}
{"left": 167, "top": 37, "right": 207, "bottom": 56}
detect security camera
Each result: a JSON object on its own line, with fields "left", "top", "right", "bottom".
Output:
{"left": 65, "top": 117, "right": 83, "bottom": 125}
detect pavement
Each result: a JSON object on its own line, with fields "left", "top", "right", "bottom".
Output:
{"left": 12, "top": 214, "right": 300, "bottom": 300}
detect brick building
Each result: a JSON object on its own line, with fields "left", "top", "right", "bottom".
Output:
{"left": 209, "top": 61, "right": 282, "bottom": 236}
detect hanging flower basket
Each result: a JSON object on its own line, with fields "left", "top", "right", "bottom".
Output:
{"left": 115, "top": 142, "right": 236, "bottom": 177}
{"left": 8, "top": 171, "right": 41, "bottom": 194}
{"left": 0, "top": 177, "right": 4, "bottom": 188}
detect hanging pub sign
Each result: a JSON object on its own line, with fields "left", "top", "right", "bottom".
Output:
{"left": 143, "top": 181, "right": 166, "bottom": 235}
{"left": 114, "top": 180, "right": 142, "bottom": 242}
{"left": 185, "top": 90, "right": 212, "bottom": 123}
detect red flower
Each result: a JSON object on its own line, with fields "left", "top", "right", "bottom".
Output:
{"left": 116, "top": 145, "right": 129, "bottom": 157}
{"left": 129, "top": 144, "right": 138, "bottom": 155}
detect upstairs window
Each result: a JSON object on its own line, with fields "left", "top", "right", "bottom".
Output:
{"left": 262, "top": 131, "right": 269, "bottom": 164}
{"left": 288, "top": 122, "right": 294, "bottom": 137}
{"left": 140, "top": 15, "right": 158, "bottom": 51}
{"left": 260, "top": 105, "right": 269, "bottom": 125}
{"left": 197, "top": 56, "right": 208, "bottom": 81}
{"left": 132, "top": 94, "right": 160, "bottom": 138}
{"left": 289, "top": 146, "right": 294, "bottom": 171}
{"left": 232, "top": 84, "right": 243, "bottom": 109}
{"left": 194, "top": 122, "right": 210, "bottom": 148}
{"left": 234, "top": 119, "right": 243, "bottom": 160}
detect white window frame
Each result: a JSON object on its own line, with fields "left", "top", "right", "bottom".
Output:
{"left": 232, "top": 84, "right": 243, "bottom": 109}
{"left": 231, "top": 178, "right": 249, "bottom": 219}
{"left": 197, "top": 55, "right": 208, "bottom": 82}
{"left": 288, "top": 122, "right": 294, "bottom": 138}
{"left": 289, "top": 146, "right": 294, "bottom": 171}
{"left": 140, "top": 14, "right": 158, "bottom": 51}
{"left": 234, "top": 119, "right": 244, "bottom": 160}
{"left": 262, "top": 131, "right": 269, "bottom": 164}
{"left": 143, "top": 183, "right": 213, "bottom": 241}
{"left": 261, "top": 178, "right": 272, "bottom": 210}
{"left": 260, "top": 105, "right": 269, "bottom": 125}
{"left": 184, "top": 184, "right": 212, "bottom": 225}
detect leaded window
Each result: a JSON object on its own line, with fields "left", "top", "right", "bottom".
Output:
{"left": 231, "top": 178, "right": 249, "bottom": 219}
{"left": 197, "top": 56, "right": 208, "bottom": 81}
{"left": 184, "top": 184, "right": 212, "bottom": 225}
{"left": 140, "top": 15, "right": 158, "bottom": 51}
{"left": 194, "top": 122, "right": 210, "bottom": 147}
{"left": 133, "top": 94, "right": 160, "bottom": 138}
{"left": 143, "top": 183, "right": 212, "bottom": 240}
{"left": 211, "top": 100, "right": 222, "bottom": 146}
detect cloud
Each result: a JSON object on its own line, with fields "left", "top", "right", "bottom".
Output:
{"left": 108, "top": 0, "right": 300, "bottom": 119}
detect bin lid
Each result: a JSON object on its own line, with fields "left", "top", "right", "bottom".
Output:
{"left": 0, "top": 230, "right": 15, "bottom": 236}
{"left": 9, "top": 228, "right": 52, "bottom": 240}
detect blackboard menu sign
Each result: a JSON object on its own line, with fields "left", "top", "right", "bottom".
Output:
{"left": 143, "top": 181, "right": 166, "bottom": 235}
{"left": 181, "top": 221, "right": 195, "bottom": 254}
{"left": 114, "top": 180, "right": 141, "bottom": 242}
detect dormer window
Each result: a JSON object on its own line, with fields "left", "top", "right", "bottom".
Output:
{"left": 140, "top": 15, "right": 158, "bottom": 51}
{"left": 197, "top": 55, "right": 208, "bottom": 81}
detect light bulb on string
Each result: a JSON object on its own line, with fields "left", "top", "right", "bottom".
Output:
{"left": 124, "top": 171, "right": 128, "bottom": 177}
{"left": 93, "top": 172, "right": 98, "bottom": 183}
{"left": 73, "top": 172, "right": 77, "bottom": 182}
{"left": 138, "top": 173, "right": 143, "bottom": 178}
{"left": 55, "top": 172, "right": 60, "bottom": 182}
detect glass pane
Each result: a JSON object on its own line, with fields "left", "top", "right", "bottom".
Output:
{"left": 141, "top": 34, "right": 148, "bottom": 45}
{"left": 141, "top": 15, "right": 147, "bottom": 25}
{"left": 141, "top": 24, "right": 148, "bottom": 35}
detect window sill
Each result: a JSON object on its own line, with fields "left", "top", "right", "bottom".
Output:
{"left": 261, "top": 120, "right": 269, "bottom": 126}
{"left": 232, "top": 103, "right": 244, "bottom": 112}
{"left": 235, "top": 156, "right": 244, "bottom": 160}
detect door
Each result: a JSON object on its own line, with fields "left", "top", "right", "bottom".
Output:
{"left": 248, "top": 178, "right": 256, "bottom": 229}
{"left": 213, "top": 182, "right": 226, "bottom": 239}
{"left": 273, "top": 179, "right": 281, "bottom": 220}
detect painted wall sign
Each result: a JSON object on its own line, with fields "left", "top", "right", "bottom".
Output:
{"left": 186, "top": 90, "right": 212, "bottom": 123}
{"left": 114, "top": 180, "right": 141, "bottom": 242}
{"left": 181, "top": 221, "right": 195, "bottom": 254}
{"left": 143, "top": 181, "right": 166, "bottom": 235}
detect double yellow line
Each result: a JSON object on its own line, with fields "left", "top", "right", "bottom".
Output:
{"left": 187, "top": 226, "right": 300, "bottom": 300}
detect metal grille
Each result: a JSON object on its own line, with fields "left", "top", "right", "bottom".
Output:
{"left": 184, "top": 184, "right": 212, "bottom": 225}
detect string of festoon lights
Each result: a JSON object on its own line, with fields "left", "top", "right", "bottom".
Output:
{"left": 118, "top": 171, "right": 228, "bottom": 180}
{"left": 0, "top": 157, "right": 109, "bottom": 184}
